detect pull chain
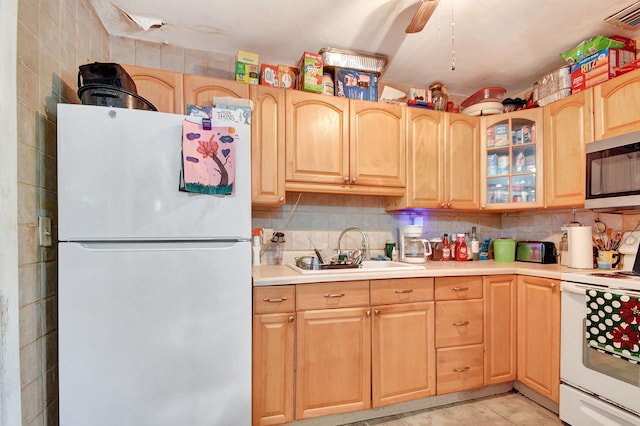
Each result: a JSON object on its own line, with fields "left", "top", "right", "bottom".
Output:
{"left": 451, "top": 0, "right": 456, "bottom": 71}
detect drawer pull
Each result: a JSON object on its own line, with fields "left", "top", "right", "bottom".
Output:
{"left": 453, "top": 366, "right": 471, "bottom": 373}
{"left": 394, "top": 289, "right": 414, "bottom": 294}
{"left": 451, "top": 287, "right": 469, "bottom": 291}
{"left": 452, "top": 321, "right": 470, "bottom": 326}
{"left": 263, "top": 297, "right": 287, "bottom": 303}
{"left": 323, "top": 293, "right": 345, "bottom": 298}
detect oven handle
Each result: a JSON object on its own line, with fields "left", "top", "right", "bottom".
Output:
{"left": 561, "top": 281, "right": 640, "bottom": 296}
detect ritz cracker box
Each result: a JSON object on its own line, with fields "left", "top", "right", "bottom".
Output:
{"left": 570, "top": 36, "right": 636, "bottom": 93}
{"left": 298, "top": 52, "right": 323, "bottom": 93}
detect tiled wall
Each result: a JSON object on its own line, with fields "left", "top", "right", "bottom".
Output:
{"left": 16, "top": 0, "right": 110, "bottom": 424}
{"left": 253, "top": 192, "right": 628, "bottom": 257}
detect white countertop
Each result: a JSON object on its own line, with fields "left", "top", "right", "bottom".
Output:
{"left": 252, "top": 260, "right": 572, "bottom": 286}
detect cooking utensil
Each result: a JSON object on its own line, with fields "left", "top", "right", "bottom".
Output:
{"left": 308, "top": 237, "right": 325, "bottom": 264}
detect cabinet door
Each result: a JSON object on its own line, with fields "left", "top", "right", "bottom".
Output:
{"left": 252, "top": 313, "right": 295, "bottom": 426}
{"left": 372, "top": 301, "right": 436, "bottom": 407}
{"left": 285, "top": 91, "right": 349, "bottom": 187}
{"left": 295, "top": 307, "right": 371, "bottom": 419}
{"left": 594, "top": 68, "right": 640, "bottom": 140}
{"left": 484, "top": 275, "right": 517, "bottom": 385}
{"left": 250, "top": 86, "right": 285, "bottom": 205}
{"left": 544, "top": 89, "right": 593, "bottom": 208}
{"left": 386, "top": 108, "right": 444, "bottom": 210}
{"left": 480, "top": 109, "right": 543, "bottom": 210}
{"left": 123, "top": 64, "right": 184, "bottom": 114}
{"left": 445, "top": 114, "right": 479, "bottom": 209}
{"left": 349, "top": 100, "right": 406, "bottom": 188}
{"left": 517, "top": 275, "right": 560, "bottom": 403}
{"left": 183, "top": 74, "right": 249, "bottom": 108}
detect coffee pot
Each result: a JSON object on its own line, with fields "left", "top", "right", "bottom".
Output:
{"left": 399, "top": 225, "right": 432, "bottom": 263}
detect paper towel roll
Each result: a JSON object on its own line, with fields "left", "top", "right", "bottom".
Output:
{"left": 568, "top": 225, "right": 593, "bottom": 269}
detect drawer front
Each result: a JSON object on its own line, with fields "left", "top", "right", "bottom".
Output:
{"left": 435, "top": 276, "right": 483, "bottom": 300}
{"left": 254, "top": 285, "right": 296, "bottom": 314}
{"left": 297, "top": 280, "right": 370, "bottom": 310}
{"left": 370, "top": 278, "right": 434, "bottom": 305}
{"left": 435, "top": 299, "right": 483, "bottom": 348}
{"left": 436, "top": 344, "right": 484, "bottom": 395}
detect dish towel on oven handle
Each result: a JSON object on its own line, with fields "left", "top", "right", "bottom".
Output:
{"left": 585, "top": 288, "right": 640, "bottom": 364}
{"left": 181, "top": 119, "right": 236, "bottom": 195}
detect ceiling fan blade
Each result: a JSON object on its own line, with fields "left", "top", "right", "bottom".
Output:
{"left": 405, "top": 0, "right": 439, "bottom": 33}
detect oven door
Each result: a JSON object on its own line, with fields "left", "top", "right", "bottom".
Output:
{"left": 560, "top": 281, "right": 640, "bottom": 417}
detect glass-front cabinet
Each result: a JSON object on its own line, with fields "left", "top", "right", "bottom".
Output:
{"left": 480, "top": 109, "right": 544, "bottom": 209}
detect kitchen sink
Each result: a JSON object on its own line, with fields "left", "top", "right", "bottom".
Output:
{"left": 286, "top": 260, "right": 425, "bottom": 275}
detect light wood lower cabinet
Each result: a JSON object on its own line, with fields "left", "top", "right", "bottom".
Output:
{"left": 252, "top": 286, "right": 296, "bottom": 426}
{"left": 434, "top": 276, "right": 484, "bottom": 395}
{"left": 517, "top": 275, "right": 560, "bottom": 403}
{"left": 295, "top": 306, "right": 371, "bottom": 419}
{"left": 484, "top": 275, "right": 517, "bottom": 385}
{"left": 371, "top": 278, "right": 436, "bottom": 407}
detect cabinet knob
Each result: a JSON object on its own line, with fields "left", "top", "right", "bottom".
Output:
{"left": 374, "top": 309, "right": 380, "bottom": 315}
{"left": 550, "top": 282, "right": 557, "bottom": 288}
{"left": 481, "top": 204, "right": 486, "bottom": 209}
{"left": 344, "top": 176, "right": 350, "bottom": 183}
{"left": 441, "top": 203, "right": 446, "bottom": 208}
{"left": 366, "top": 310, "right": 371, "bottom": 316}
{"left": 288, "top": 316, "right": 294, "bottom": 322}
{"left": 447, "top": 203, "right": 452, "bottom": 208}
{"left": 351, "top": 177, "right": 357, "bottom": 183}
{"left": 279, "top": 197, "right": 285, "bottom": 202}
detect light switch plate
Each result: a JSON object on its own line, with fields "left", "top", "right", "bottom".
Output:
{"left": 38, "top": 216, "right": 52, "bottom": 247}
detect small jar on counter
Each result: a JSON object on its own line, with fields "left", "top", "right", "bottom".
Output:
{"left": 428, "top": 238, "right": 443, "bottom": 261}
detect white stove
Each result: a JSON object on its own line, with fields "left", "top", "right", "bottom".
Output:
{"left": 561, "top": 269, "right": 640, "bottom": 291}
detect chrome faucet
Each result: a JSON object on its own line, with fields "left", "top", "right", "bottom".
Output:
{"left": 337, "top": 227, "right": 369, "bottom": 261}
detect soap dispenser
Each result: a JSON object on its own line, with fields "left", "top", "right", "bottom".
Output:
{"left": 265, "top": 232, "right": 286, "bottom": 265}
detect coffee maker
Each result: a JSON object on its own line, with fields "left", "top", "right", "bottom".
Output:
{"left": 399, "top": 225, "right": 432, "bottom": 263}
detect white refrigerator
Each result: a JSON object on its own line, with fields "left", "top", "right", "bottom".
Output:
{"left": 57, "top": 104, "right": 251, "bottom": 425}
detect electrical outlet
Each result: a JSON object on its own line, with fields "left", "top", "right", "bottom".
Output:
{"left": 262, "top": 228, "right": 273, "bottom": 245}
{"left": 38, "top": 216, "right": 52, "bottom": 247}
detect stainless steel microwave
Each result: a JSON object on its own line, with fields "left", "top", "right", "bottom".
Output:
{"left": 585, "top": 130, "right": 640, "bottom": 212}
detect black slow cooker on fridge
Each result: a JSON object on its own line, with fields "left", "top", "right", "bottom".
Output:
{"left": 77, "top": 62, "right": 157, "bottom": 111}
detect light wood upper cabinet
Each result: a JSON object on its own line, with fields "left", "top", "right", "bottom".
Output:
{"left": 285, "top": 91, "right": 405, "bottom": 196}
{"left": 183, "top": 74, "right": 249, "bottom": 107}
{"left": 285, "top": 90, "right": 350, "bottom": 186}
{"left": 250, "top": 85, "right": 286, "bottom": 205}
{"left": 444, "top": 114, "right": 480, "bottom": 209}
{"left": 123, "top": 64, "right": 184, "bottom": 114}
{"left": 593, "top": 68, "right": 640, "bottom": 140}
{"left": 349, "top": 100, "right": 406, "bottom": 188}
{"left": 544, "top": 89, "right": 593, "bottom": 208}
{"left": 483, "top": 275, "right": 517, "bottom": 385}
{"left": 385, "top": 108, "right": 444, "bottom": 210}
{"left": 480, "top": 109, "right": 544, "bottom": 210}
{"left": 517, "top": 275, "right": 560, "bottom": 403}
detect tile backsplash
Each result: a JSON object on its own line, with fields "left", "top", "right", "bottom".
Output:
{"left": 253, "top": 192, "right": 629, "bottom": 255}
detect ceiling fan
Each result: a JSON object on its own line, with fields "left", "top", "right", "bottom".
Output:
{"left": 405, "top": 0, "right": 439, "bottom": 33}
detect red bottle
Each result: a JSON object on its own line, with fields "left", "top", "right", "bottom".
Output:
{"left": 442, "top": 233, "right": 451, "bottom": 261}
{"left": 456, "top": 234, "right": 469, "bottom": 262}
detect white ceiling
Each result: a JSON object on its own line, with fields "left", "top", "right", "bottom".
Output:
{"left": 91, "top": 0, "right": 640, "bottom": 99}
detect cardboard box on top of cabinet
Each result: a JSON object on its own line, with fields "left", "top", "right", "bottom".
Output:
{"left": 236, "top": 50, "right": 260, "bottom": 85}
{"left": 334, "top": 68, "right": 379, "bottom": 101}
{"left": 298, "top": 51, "right": 324, "bottom": 93}
{"left": 570, "top": 47, "right": 636, "bottom": 93}
{"left": 278, "top": 64, "right": 298, "bottom": 89}
{"left": 260, "top": 64, "right": 279, "bottom": 87}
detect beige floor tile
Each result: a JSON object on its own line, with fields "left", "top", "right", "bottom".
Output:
{"left": 401, "top": 402, "right": 511, "bottom": 426}
{"left": 477, "top": 393, "right": 563, "bottom": 425}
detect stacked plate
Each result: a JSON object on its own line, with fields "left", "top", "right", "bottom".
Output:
{"left": 461, "top": 101, "right": 504, "bottom": 116}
